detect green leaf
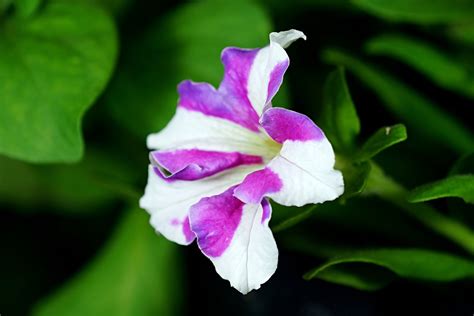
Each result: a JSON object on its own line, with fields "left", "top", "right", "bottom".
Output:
{"left": 408, "top": 174, "right": 474, "bottom": 204}
{"left": 352, "top": 0, "right": 474, "bottom": 24}
{"left": 33, "top": 208, "right": 183, "bottom": 316}
{"left": 271, "top": 203, "right": 317, "bottom": 233}
{"left": 320, "top": 67, "right": 360, "bottom": 152}
{"left": 0, "top": 0, "right": 117, "bottom": 163}
{"left": 356, "top": 124, "right": 407, "bottom": 162}
{"left": 336, "top": 157, "right": 371, "bottom": 198}
{"left": 13, "top": 0, "right": 41, "bottom": 17}
{"left": 80, "top": 0, "right": 132, "bottom": 17}
{"left": 448, "top": 23, "right": 474, "bottom": 45}
{"left": 322, "top": 49, "right": 474, "bottom": 154}
{"left": 304, "top": 248, "right": 474, "bottom": 287}
{"left": 315, "top": 262, "right": 395, "bottom": 291}
{"left": 450, "top": 151, "right": 474, "bottom": 175}
{"left": 366, "top": 34, "right": 474, "bottom": 98}
{"left": 104, "top": 0, "right": 272, "bottom": 138}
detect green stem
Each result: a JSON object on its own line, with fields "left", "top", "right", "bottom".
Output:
{"left": 365, "top": 163, "right": 474, "bottom": 255}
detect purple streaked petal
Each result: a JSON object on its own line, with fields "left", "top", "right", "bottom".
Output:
{"left": 189, "top": 187, "right": 278, "bottom": 294}
{"left": 189, "top": 186, "right": 243, "bottom": 258}
{"left": 266, "top": 60, "right": 289, "bottom": 104}
{"left": 182, "top": 216, "right": 195, "bottom": 244}
{"left": 140, "top": 164, "right": 262, "bottom": 246}
{"left": 233, "top": 168, "right": 283, "bottom": 204}
{"left": 261, "top": 198, "right": 272, "bottom": 224}
{"left": 178, "top": 80, "right": 260, "bottom": 132}
{"left": 261, "top": 107, "right": 324, "bottom": 143}
{"left": 175, "top": 31, "right": 306, "bottom": 133}
{"left": 151, "top": 149, "right": 263, "bottom": 181}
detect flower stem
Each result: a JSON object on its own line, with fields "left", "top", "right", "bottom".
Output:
{"left": 364, "top": 163, "right": 474, "bottom": 255}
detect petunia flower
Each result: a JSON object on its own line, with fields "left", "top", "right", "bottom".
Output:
{"left": 140, "top": 29, "right": 344, "bottom": 294}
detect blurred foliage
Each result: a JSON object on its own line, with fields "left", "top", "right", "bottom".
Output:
{"left": 103, "top": 0, "right": 273, "bottom": 138}
{"left": 33, "top": 208, "right": 183, "bottom": 316}
{"left": 408, "top": 175, "right": 474, "bottom": 204}
{"left": 304, "top": 248, "right": 474, "bottom": 290}
{"left": 1, "top": 0, "right": 474, "bottom": 315}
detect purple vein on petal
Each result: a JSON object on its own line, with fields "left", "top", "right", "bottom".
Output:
{"left": 190, "top": 187, "right": 243, "bottom": 258}
{"left": 151, "top": 149, "right": 263, "bottom": 181}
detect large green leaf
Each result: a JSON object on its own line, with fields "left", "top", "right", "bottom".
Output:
{"left": 356, "top": 124, "right": 407, "bottom": 162}
{"left": 0, "top": 0, "right": 117, "bottom": 163}
{"left": 304, "top": 248, "right": 474, "bottom": 289}
{"left": 33, "top": 208, "right": 183, "bottom": 316}
{"left": 104, "top": 0, "right": 272, "bottom": 138}
{"left": 322, "top": 49, "right": 474, "bottom": 154}
{"left": 320, "top": 67, "right": 360, "bottom": 152}
{"left": 352, "top": 0, "right": 474, "bottom": 24}
{"left": 408, "top": 174, "right": 474, "bottom": 204}
{"left": 366, "top": 34, "right": 474, "bottom": 98}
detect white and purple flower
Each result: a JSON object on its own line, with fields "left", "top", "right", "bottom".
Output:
{"left": 140, "top": 29, "right": 344, "bottom": 294}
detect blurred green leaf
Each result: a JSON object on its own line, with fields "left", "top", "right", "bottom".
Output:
{"left": 104, "top": 0, "right": 272, "bottom": 138}
{"left": 408, "top": 174, "right": 474, "bottom": 204}
{"left": 352, "top": 0, "right": 474, "bottom": 24}
{"left": 323, "top": 49, "right": 474, "bottom": 154}
{"left": 304, "top": 248, "right": 474, "bottom": 287}
{"left": 320, "top": 67, "right": 360, "bottom": 152}
{"left": 366, "top": 34, "right": 474, "bottom": 98}
{"left": 450, "top": 151, "right": 474, "bottom": 175}
{"left": 356, "top": 124, "right": 407, "bottom": 162}
{"left": 271, "top": 203, "right": 317, "bottom": 233}
{"left": 33, "top": 208, "right": 183, "bottom": 316}
{"left": 0, "top": 0, "right": 117, "bottom": 163}
{"left": 0, "top": 149, "right": 138, "bottom": 213}
{"left": 13, "top": 0, "right": 41, "bottom": 17}
{"left": 315, "top": 262, "right": 395, "bottom": 291}
{"left": 448, "top": 23, "right": 474, "bottom": 44}
{"left": 365, "top": 163, "right": 474, "bottom": 254}
{"left": 337, "top": 158, "right": 371, "bottom": 198}
{"left": 447, "top": 152, "right": 474, "bottom": 225}
{"left": 313, "top": 197, "right": 438, "bottom": 245}
{"left": 80, "top": 0, "right": 132, "bottom": 17}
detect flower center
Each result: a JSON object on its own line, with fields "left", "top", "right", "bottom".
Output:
{"left": 258, "top": 130, "right": 282, "bottom": 163}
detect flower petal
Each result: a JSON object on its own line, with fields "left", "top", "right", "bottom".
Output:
{"left": 178, "top": 80, "right": 260, "bottom": 132}
{"left": 174, "top": 30, "right": 306, "bottom": 133}
{"left": 227, "top": 29, "right": 306, "bottom": 117}
{"left": 266, "top": 139, "right": 344, "bottom": 206}
{"left": 260, "top": 107, "right": 324, "bottom": 143}
{"left": 150, "top": 149, "right": 263, "bottom": 181}
{"left": 139, "top": 164, "right": 262, "bottom": 245}
{"left": 189, "top": 189, "right": 278, "bottom": 294}
{"left": 147, "top": 108, "right": 276, "bottom": 160}
{"left": 235, "top": 108, "right": 344, "bottom": 206}
{"left": 233, "top": 168, "right": 282, "bottom": 204}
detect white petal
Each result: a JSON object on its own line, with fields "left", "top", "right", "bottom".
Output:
{"left": 267, "top": 139, "right": 344, "bottom": 207}
{"left": 139, "top": 164, "right": 262, "bottom": 245}
{"left": 147, "top": 108, "right": 276, "bottom": 160}
{"left": 247, "top": 29, "right": 306, "bottom": 115}
{"left": 270, "top": 29, "right": 307, "bottom": 48}
{"left": 190, "top": 191, "right": 277, "bottom": 294}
